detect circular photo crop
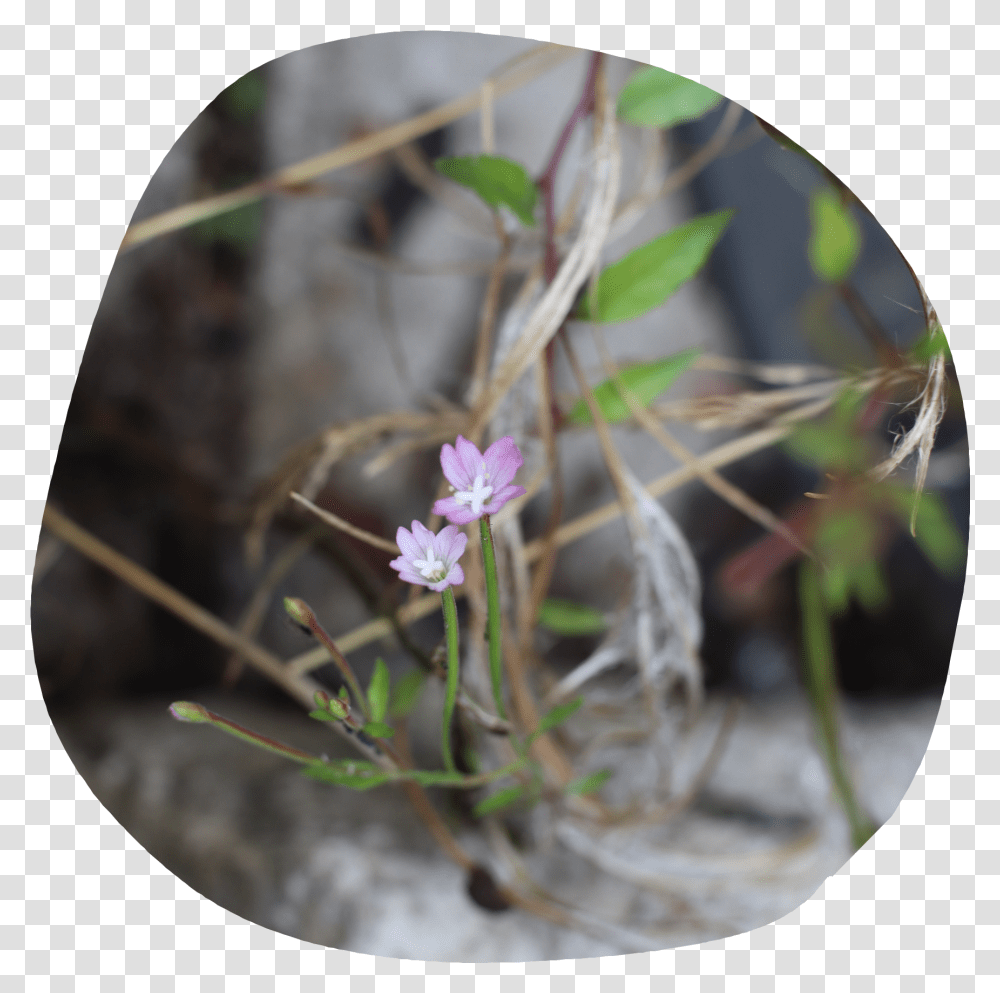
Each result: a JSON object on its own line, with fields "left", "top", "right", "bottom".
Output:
{"left": 33, "top": 33, "right": 969, "bottom": 962}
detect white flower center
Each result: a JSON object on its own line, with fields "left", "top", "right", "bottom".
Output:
{"left": 454, "top": 472, "right": 493, "bottom": 516}
{"left": 414, "top": 547, "right": 446, "bottom": 581}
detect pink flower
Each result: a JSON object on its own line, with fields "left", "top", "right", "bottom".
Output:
{"left": 433, "top": 435, "right": 527, "bottom": 525}
{"left": 390, "top": 520, "right": 468, "bottom": 592}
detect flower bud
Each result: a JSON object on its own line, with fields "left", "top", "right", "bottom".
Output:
{"left": 327, "top": 695, "right": 350, "bottom": 721}
{"left": 169, "top": 701, "right": 210, "bottom": 723}
{"left": 283, "top": 597, "right": 314, "bottom": 635}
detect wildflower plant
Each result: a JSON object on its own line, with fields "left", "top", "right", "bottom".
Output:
{"left": 42, "top": 45, "right": 961, "bottom": 942}
{"left": 434, "top": 435, "right": 525, "bottom": 719}
{"left": 390, "top": 519, "right": 467, "bottom": 769}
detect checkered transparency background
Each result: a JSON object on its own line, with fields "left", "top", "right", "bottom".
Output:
{"left": 1, "top": 0, "right": 995, "bottom": 988}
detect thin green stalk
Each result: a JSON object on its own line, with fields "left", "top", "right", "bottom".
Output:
{"left": 480, "top": 514, "right": 507, "bottom": 720}
{"left": 169, "top": 702, "right": 317, "bottom": 764}
{"left": 284, "top": 597, "right": 372, "bottom": 721}
{"left": 441, "top": 586, "right": 461, "bottom": 773}
{"left": 798, "top": 561, "right": 876, "bottom": 850}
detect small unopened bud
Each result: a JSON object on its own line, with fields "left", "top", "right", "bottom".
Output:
{"left": 283, "top": 597, "right": 314, "bottom": 635}
{"left": 169, "top": 701, "right": 210, "bottom": 723}
{"left": 314, "top": 690, "right": 331, "bottom": 710}
{"left": 327, "top": 696, "right": 350, "bottom": 721}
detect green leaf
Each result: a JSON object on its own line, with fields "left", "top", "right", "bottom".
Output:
{"left": 888, "top": 488, "right": 966, "bottom": 576}
{"left": 472, "top": 785, "right": 526, "bottom": 818}
{"left": 566, "top": 348, "right": 700, "bottom": 426}
{"left": 784, "top": 420, "right": 869, "bottom": 474}
{"left": 367, "top": 658, "right": 390, "bottom": 723}
{"left": 303, "top": 761, "right": 390, "bottom": 791}
{"left": 389, "top": 669, "right": 427, "bottom": 718}
{"left": 528, "top": 696, "right": 584, "bottom": 745}
{"left": 820, "top": 561, "right": 851, "bottom": 614}
{"left": 435, "top": 155, "right": 538, "bottom": 227}
{"left": 536, "top": 598, "right": 608, "bottom": 636}
{"left": 565, "top": 769, "right": 613, "bottom": 796}
{"left": 361, "top": 721, "right": 395, "bottom": 739}
{"left": 909, "top": 325, "right": 952, "bottom": 364}
{"left": 617, "top": 66, "right": 723, "bottom": 129}
{"left": 578, "top": 211, "right": 734, "bottom": 324}
{"left": 849, "top": 559, "right": 890, "bottom": 613}
{"left": 406, "top": 770, "right": 470, "bottom": 788}
{"left": 807, "top": 189, "right": 861, "bottom": 283}
{"left": 785, "top": 389, "right": 873, "bottom": 472}
{"left": 308, "top": 709, "right": 338, "bottom": 722}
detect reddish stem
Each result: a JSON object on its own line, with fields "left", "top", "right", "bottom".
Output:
{"left": 536, "top": 51, "right": 603, "bottom": 427}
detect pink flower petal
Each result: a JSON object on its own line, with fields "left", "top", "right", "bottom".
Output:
{"left": 483, "top": 484, "right": 527, "bottom": 515}
{"left": 483, "top": 436, "right": 524, "bottom": 489}
{"left": 454, "top": 435, "right": 486, "bottom": 485}
{"left": 433, "top": 495, "right": 479, "bottom": 526}
{"left": 395, "top": 526, "right": 421, "bottom": 560}
{"left": 389, "top": 557, "right": 427, "bottom": 587}
{"left": 444, "top": 562, "right": 465, "bottom": 587}
{"left": 409, "top": 519, "right": 436, "bottom": 548}
{"left": 438, "top": 442, "right": 467, "bottom": 491}
{"left": 435, "top": 525, "right": 467, "bottom": 562}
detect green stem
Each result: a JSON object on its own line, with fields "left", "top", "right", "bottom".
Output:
{"left": 285, "top": 598, "right": 372, "bottom": 721}
{"left": 798, "top": 562, "right": 876, "bottom": 850}
{"left": 169, "top": 702, "right": 318, "bottom": 764}
{"left": 480, "top": 514, "right": 507, "bottom": 720}
{"left": 441, "top": 585, "right": 461, "bottom": 773}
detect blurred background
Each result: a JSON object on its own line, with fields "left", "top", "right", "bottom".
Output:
{"left": 32, "top": 33, "right": 968, "bottom": 960}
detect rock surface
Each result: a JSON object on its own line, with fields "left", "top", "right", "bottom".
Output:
{"left": 54, "top": 690, "right": 938, "bottom": 962}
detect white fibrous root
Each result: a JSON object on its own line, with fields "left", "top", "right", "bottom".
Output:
{"left": 550, "top": 468, "right": 703, "bottom": 708}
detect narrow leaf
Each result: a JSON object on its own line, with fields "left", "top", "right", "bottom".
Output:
{"left": 566, "top": 348, "right": 700, "bottom": 426}
{"left": 361, "top": 721, "right": 395, "bottom": 739}
{"left": 784, "top": 422, "right": 868, "bottom": 473}
{"left": 536, "top": 598, "right": 608, "bottom": 636}
{"left": 308, "top": 709, "right": 338, "bottom": 722}
{"left": 807, "top": 190, "right": 861, "bottom": 283}
{"left": 472, "top": 785, "right": 526, "bottom": 818}
{"left": 406, "top": 770, "right": 470, "bottom": 788}
{"left": 578, "top": 211, "right": 734, "bottom": 324}
{"left": 389, "top": 668, "right": 427, "bottom": 719}
{"left": 617, "top": 66, "right": 723, "bottom": 129}
{"left": 909, "top": 326, "right": 952, "bottom": 364}
{"left": 528, "top": 696, "right": 584, "bottom": 745}
{"left": 849, "top": 559, "right": 890, "bottom": 614}
{"left": 303, "top": 761, "right": 390, "bottom": 791}
{"left": 435, "top": 155, "right": 538, "bottom": 227}
{"left": 887, "top": 488, "right": 965, "bottom": 576}
{"left": 367, "top": 657, "right": 390, "bottom": 723}
{"left": 565, "top": 769, "right": 613, "bottom": 796}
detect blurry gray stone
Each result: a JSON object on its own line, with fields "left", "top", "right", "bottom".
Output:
{"left": 55, "top": 691, "right": 937, "bottom": 961}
